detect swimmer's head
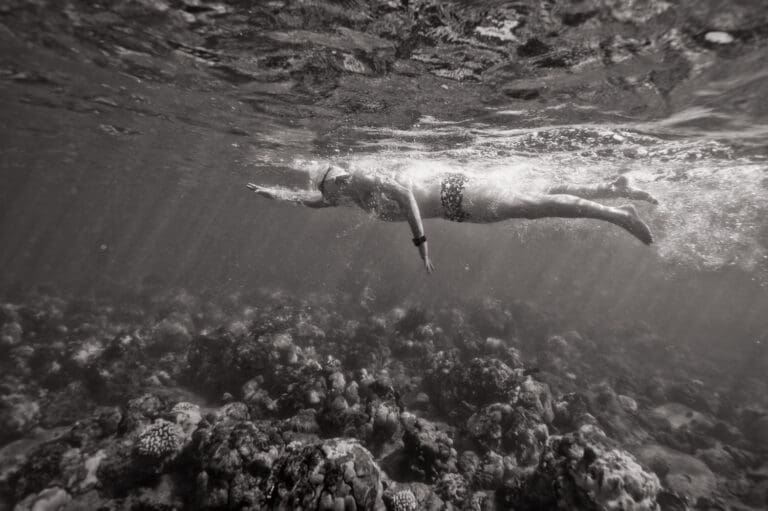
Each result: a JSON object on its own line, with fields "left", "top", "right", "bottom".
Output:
{"left": 317, "top": 165, "right": 351, "bottom": 203}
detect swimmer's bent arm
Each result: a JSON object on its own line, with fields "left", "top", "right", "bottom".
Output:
{"left": 246, "top": 183, "right": 329, "bottom": 208}
{"left": 384, "top": 181, "right": 435, "bottom": 274}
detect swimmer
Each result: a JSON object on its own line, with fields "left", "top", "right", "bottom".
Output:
{"left": 247, "top": 165, "right": 656, "bottom": 274}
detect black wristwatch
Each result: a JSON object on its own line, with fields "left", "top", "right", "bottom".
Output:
{"left": 412, "top": 234, "right": 427, "bottom": 247}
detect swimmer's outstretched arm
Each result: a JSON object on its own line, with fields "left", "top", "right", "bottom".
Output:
{"left": 246, "top": 183, "right": 329, "bottom": 208}
{"left": 381, "top": 180, "right": 435, "bottom": 274}
{"left": 547, "top": 176, "right": 658, "bottom": 204}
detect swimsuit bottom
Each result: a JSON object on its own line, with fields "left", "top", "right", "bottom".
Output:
{"left": 441, "top": 173, "right": 470, "bottom": 222}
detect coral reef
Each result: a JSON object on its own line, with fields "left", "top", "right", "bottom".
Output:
{"left": 135, "top": 419, "right": 183, "bottom": 460}
{"left": 0, "top": 288, "right": 764, "bottom": 510}
{"left": 504, "top": 426, "right": 661, "bottom": 511}
{"left": 386, "top": 489, "right": 417, "bottom": 511}
{"left": 266, "top": 438, "right": 383, "bottom": 510}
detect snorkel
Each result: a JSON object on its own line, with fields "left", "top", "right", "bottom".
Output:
{"left": 318, "top": 166, "right": 334, "bottom": 196}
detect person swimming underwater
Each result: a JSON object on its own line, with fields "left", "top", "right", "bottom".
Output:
{"left": 246, "top": 164, "right": 656, "bottom": 274}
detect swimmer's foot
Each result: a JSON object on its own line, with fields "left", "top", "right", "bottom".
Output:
{"left": 610, "top": 176, "right": 659, "bottom": 205}
{"left": 617, "top": 205, "right": 653, "bottom": 245}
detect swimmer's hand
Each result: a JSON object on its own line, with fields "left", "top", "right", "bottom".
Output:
{"left": 415, "top": 240, "right": 434, "bottom": 274}
{"left": 246, "top": 183, "right": 273, "bottom": 198}
{"left": 423, "top": 255, "right": 435, "bottom": 274}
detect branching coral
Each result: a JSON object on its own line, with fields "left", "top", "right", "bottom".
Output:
{"left": 135, "top": 419, "right": 182, "bottom": 460}
{"left": 388, "top": 489, "right": 417, "bottom": 511}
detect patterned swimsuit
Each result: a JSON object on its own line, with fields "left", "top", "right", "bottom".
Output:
{"left": 440, "top": 173, "right": 470, "bottom": 222}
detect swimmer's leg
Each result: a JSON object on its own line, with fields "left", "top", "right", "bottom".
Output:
{"left": 546, "top": 176, "right": 659, "bottom": 204}
{"left": 501, "top": 193, "right": 653, "bottom": 244}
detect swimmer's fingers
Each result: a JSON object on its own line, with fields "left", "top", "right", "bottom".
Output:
{"left": 246, "top": 183, "right": 273, "bottom": 198}
{"left": 424, "top": 258, "right": 436, "bottom": 274}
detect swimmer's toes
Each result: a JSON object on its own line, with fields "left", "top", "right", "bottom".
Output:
{"left": 618, "top": 205, "right": 653, "bottom": 245}
{"left": 627, "top": 218, "right": 653, "bottom": 245}
{"left": 637, "top": 224, "right": 653, "bottom": 245}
